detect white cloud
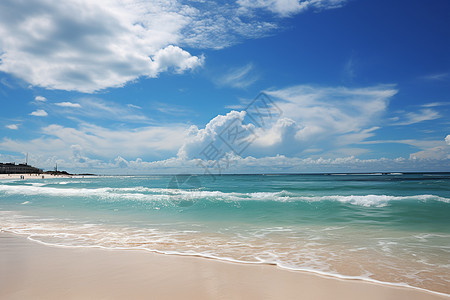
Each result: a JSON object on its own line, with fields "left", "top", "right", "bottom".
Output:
{"left": 30, "top": 109, "right": 48, "bottom": 117}
{"left": 149, "top": 45, "right": 204, "bottom": 75}
{"left": 237, "top": 0, "right": 347, "bottom": 16}
{"left": 5, "top": 124, "right": 18, "bottom": 130}
{"left": 177, "top": 110, "right": 256, "bottom": 159}
{"left": 2, "top": 88, "right": 449, "bottom": 173}
{"left": 0, "top": 123, "right": 188, "bottom": 161}
{"left": 179, "top": 85, "right": 397, "bottom": 159}
{"left": 393, "top": 109, "right": 441, "bottom": 125}
{"left": 152, "top": 102, "right": 192, "bottom": 116}
{"left": 54, "top": 97, "right": 151, "bottom": 123}
{"left": 35, "top": 96, "right": 47, "bottom": 102}
{"left": 216, "top": 63, "right": 258, "bottom": 89}
{"left": 0, "top": 0, "right": 204, "bottom": 93}
{"left": 408, "top": 136, "right": 450, "bottom": 160}
{"left": 0, "top": 0, "right": 338, "bottom": 93}
{"left": 254, "top": 85, "right": 397, "bottom": 155}
{"left": 421, "top": 102, "right": 450, "bottom": 108}
{"left": 421, "top": 72, "right": 449, "bottom": 81}
{"left": 361, "top": 139, "right": 443, "bottom": 150}
{"left": 55, "top": 102, "right": 82, "bottom": 108}
{"left": 127, "top": 104, "right": 142, "bottom": 109}
{"left": 180, "top": 5, "right": 278, "bottom": 49}
{"left": 114, "top": 156, "right": 129, "bottom": 168}
{"left": 21, "top": 153, "right": 450, "bottom": 175}
{"left": 410, "top": 146, "right": 450, "bottom": 160}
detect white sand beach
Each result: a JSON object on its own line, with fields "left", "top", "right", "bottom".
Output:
{"left": 0, "top": 232, "right": 447, "bottom": 300}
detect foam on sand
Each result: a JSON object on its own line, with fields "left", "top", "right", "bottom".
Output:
{"left": 0, "top": 232, "right": 447, "bottom": 300}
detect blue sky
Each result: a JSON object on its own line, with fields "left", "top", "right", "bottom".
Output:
{"left": 0, "top": 0, "right": 449, "bottom": 174}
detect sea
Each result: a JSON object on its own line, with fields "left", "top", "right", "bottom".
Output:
{"left": 0, "top": 173, "right": 449, "bottom": 295}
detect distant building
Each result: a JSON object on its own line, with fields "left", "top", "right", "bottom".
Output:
{"left": 0, "top": 163, "right": 43, "bottom": 174}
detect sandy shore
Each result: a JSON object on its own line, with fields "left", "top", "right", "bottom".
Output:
{"left": 0, "top": 173, "right": 72, "bottom": 180}
{"left": 0, "top": 233, "right": 447, "bottom": 300}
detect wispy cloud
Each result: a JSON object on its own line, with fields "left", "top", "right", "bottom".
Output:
{"left": 393, "top": 109, "right": 441, "bottom": 126}
{"left": 1, "top": 77, "right": 15, "bottom": 89}
{"left": 224, "top": 104, "right": 246, "bottom": 110}
{"left": 29, "top": 109, "right": 48, "bottom": 117}
{"left": 421, "top": 102, "right": 450, "bottom": 108}
{"left": 421, "top": 72, "right": 449, "bottom": 81}
{"left": 5, "top": 124, "right": 18, "bottom": 130}
{"left": 216, "top": 63, "right": 259, "bottom": 89}
{"left": 127, "top": 104, "right": 142, "bottom": 110}
{"left": 361, "top": 139, "right": 443, "bottom": 150}
{"left": 0, "top": 123, "right": 188, "bottom": 161}
{"left": 152, "top": 102, "right": 193, "bottom": 116}
{"left": 53, "top": 98, "right": 152, "bottom": 124}
{"left": 55, "top": 102, "right": 82, "bottom": 108}
{"left": 359, "top": 137, "right": 450, "bottom": 161}
{"left": 237, "top": 0, "right": 348, "bottom": 17}
{"left": 342, "top": 55, "right": 357, "bottom": 83}
{"left": 409, "top": 135, "right": 450, "bottom": 160}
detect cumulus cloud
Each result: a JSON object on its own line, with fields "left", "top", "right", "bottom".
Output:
{"left": 114, "top": 156, "right": 129, "bottom": 168}
{"left": 179, "top": 85, "right": 398, "bottom": 159}
{"left": 30, "top": 109, "right": 48, "bottom": 117}
{"left": 0, "top": 0, "right": 203, "bottom": 92}
{"left": 21, "top": 152, "right": 450, "bottom": 175}
{"left": 35, "top": 96, "right": 47, "bottom": 102}
{"left": 177, "top": 110, "right": 256, "bottom": 159}
{"left": 1, "top": 84, "right": 448, "bottom": 173}
{"left": 5, "top": 124, "right": 18, "bottom": 130}
{"left": 55, "top": 102, "right": 82, "bottom": 108}
{"left": 0, "top": 0, "right": 338, "bottom": 93}
{"left": 150, "top": 45, "right": 204, "bottom": 75}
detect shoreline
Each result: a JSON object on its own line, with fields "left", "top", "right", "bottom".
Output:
{"left": 23, "top": 232, "right": 450, "bottom": 298}
{"left": 0, "top": 173, "right": 75, "bottom": 180}
{"left": 1, "top": 232, "right": 448, "bottom": 300}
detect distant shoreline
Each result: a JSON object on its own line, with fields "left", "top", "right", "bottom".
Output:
{"left": 0, "top": 173, "right": 74, "bottom": 180}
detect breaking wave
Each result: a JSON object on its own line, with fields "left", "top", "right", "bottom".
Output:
{"left": 0, "top": 184, "right": 449, "bottom": 207}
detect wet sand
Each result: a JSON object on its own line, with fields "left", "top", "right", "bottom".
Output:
{"left": 0, "top": 233, "right": 447, "bottom": 300}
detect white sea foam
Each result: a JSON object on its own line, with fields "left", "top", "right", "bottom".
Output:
{"left": 0, "top": 184, "right": 449, "bottom": 207}
{"left": 1, "top": 212, "right": 449, "bottom": 297}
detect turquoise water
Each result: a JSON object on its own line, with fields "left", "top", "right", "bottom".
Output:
{"left": 1, "top": 173, "right": 449, "bottom": 294}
